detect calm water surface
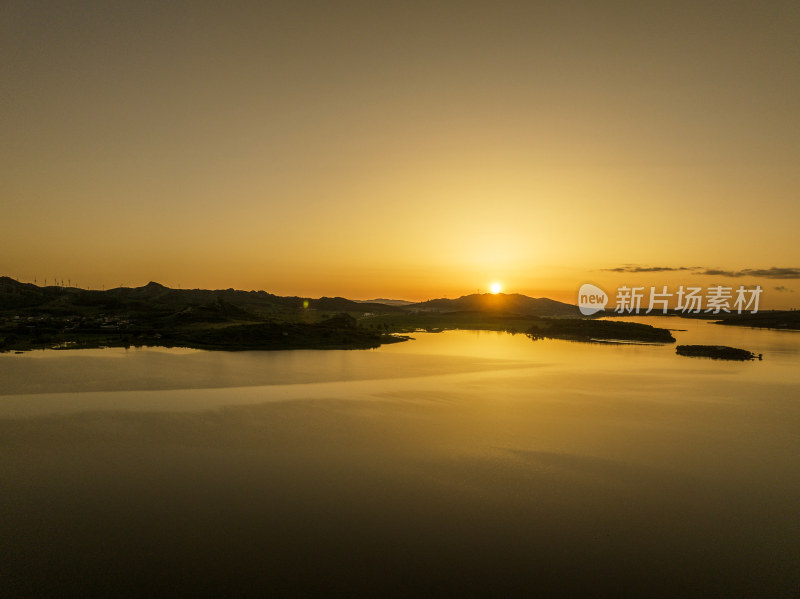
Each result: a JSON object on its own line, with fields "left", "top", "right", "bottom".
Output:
{"left": 1, "top": 317, "right": 798, "bottom": 597}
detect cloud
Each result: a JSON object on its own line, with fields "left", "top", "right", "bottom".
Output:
{"left": 697, "top": 269, "right": 741, "bottom": 277}
{"left": 603, "top": 266, "right": 693, "bottom": 273}
{"left": 695, "top": 267, "right": 800, "bottom": 279}
{"left": 604, "top": 265, "right": 800, "bottom": 279}
{"left": 774, "top": 286, "right": 795, "bottom": 293}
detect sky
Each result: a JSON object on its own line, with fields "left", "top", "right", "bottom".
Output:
{"left": 2, "top": 1, "right": 799, "bottom": 307}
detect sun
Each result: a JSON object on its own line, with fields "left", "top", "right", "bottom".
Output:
{"left": 489, "top": 282, "right": 502, "bottom": 294}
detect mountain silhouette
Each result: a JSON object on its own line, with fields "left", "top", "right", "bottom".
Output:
{"left": 0, "top": 278, "right": 581, "bottom": 316}
{"left": 0, "top": 277, "right": 407, "bottom": 315}
{"left": 408, "top": 293, "right": 580, "bottom": 317}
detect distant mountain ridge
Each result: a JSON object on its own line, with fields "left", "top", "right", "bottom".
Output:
{"left": 408, "top": 293, "right": 580, "bottom": 317}
{"left": 0, "top": 277, "right": 578, "bottom": 317}
{"left": 354, "top": 298, "right": 414, "bottom": 306}
{"left": 0, "top": 277, "right": 405, "bottom": 315}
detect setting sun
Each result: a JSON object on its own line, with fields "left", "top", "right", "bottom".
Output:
{"left": 490, "top": 282, "right": 502, "bottom": 294}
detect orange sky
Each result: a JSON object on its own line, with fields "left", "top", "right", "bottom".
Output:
{"left": 2, "top": 2, "right": 799, "bottom": 307}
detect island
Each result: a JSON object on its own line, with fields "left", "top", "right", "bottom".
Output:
{"left": 713, "top": 311, "right": 800, "bottom": 331}
{"left": 527, "top": 318, "right": 675, "bottom": 343}
{"left": 676, "top": 345, "right": 759, "bottom": 361}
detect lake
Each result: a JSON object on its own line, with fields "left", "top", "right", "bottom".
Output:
{"left": 1, "top": 317, "right": 798, "bottom": 597}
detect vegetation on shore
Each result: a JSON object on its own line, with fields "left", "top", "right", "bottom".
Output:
{"left": 527, "top": 318, "right": 675, "bottom": 343}
{"left": 602, "top": 309, "right": 800, "bottom": 330}
{"left": 174, "top": 314, "right": 407, "bottom": 351}
{"left": 712, "top": 311, "right": 800, "bottom": 331}
{"left": 360, "top": 312, "right": 675, "bottom": 343}
{"left": 676, "top": 345, "right": 758, "bottom": 361}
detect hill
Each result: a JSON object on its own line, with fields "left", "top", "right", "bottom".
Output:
{"left": 0, "top": 277, "right": 404, "bottom": 317}
{"left": 0, "top": 277, "right": 408, "bottom": 351}
{"left": 407, "top": 293, "right": 580, "bottom": 317}
{"left": 355, "top": 298, "right": 414, "bottom": 306}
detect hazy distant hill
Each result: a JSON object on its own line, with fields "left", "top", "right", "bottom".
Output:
{"left": 408, "top": 293, "right": 580, "bottom": 317}
{"left": 312, "top": 297, "right": 405, "bottom": 312}
{"left": 355, "top": 298, "right": 414, "bottom": 306}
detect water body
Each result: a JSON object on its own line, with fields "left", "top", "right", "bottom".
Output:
{"left": 1, "top": 318, "right": 798, "bottom": 597}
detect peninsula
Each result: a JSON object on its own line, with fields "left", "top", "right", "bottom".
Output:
{"left": 0, "top": 277, "right": 675, "bottom": 351}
